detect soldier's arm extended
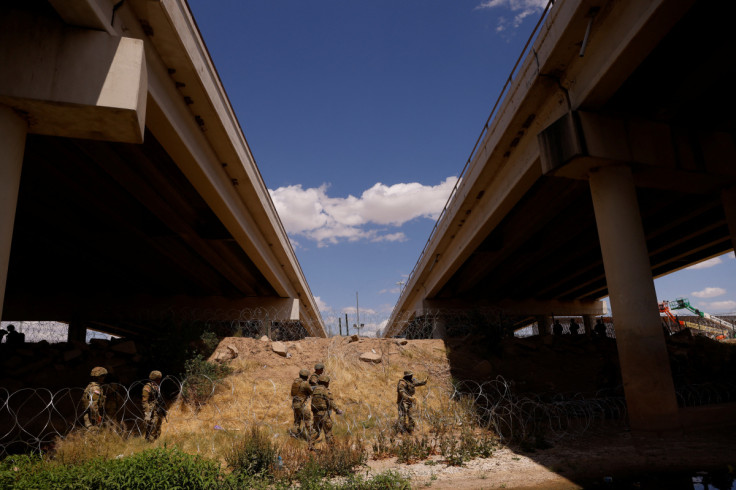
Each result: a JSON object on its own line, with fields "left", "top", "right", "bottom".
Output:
{"left": 413, "top": 378, "right": 427, "bottom": 387}
{"left": 328, "top": 390, "right": 343, "bottom": 415}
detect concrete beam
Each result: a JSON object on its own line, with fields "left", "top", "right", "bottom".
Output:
{"left": 0, "top": 11, "right": 146, "bottom": 143}
{"left": 3, "top": 294, "right": 301, "bottom": 322}
{"left": 117, "top": 1, "right": 325, "bottom": 333}
{"left": 0, "top": 106, "right": 27, "bottom": 323}
{"left": 423, "top": 298, "right": 605, "bottom": 317}
{"left": 48, "top": 0, "right": 121, "bottom": 34}
{"left": 539, "top": 111, "right": 736, "bottom": 191}
{"left": 724, "top": 187, "right": 736, "bottom": 251}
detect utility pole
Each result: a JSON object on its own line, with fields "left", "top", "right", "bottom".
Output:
{"left": 396, "top": 280, "right": 405, "bottom": 294}
{"left": 345, "top": 313, "right": 349, "bottom": 336}
{"left": 356, "top": 292, "right": 360, "bottom": 336}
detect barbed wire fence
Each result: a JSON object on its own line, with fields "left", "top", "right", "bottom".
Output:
{"left": 4, "top": 370, "right": 735, "bottom": 458}
{"left": 1, "top": 307, "right": 735, "bottom": 458}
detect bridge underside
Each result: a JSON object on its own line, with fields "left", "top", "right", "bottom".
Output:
{"left": 0, "top": 1, "right": 324, "bottom": 338}
{"left": 440, "top": 178, "right": 731, "bottom": 305}
{"left": 411, "top": 0, "right": 736, "bottom": 327}
{"left": 4, "top": 131, "right": 294, "bottom": 336}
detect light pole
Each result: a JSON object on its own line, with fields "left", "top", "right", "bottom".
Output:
{"left": 356, "top": 291, "right": 360, "bottom": 335}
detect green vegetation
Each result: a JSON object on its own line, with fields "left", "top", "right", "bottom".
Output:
{"left": 180, "top": 330, "right": 233, "bottom": 406}
{"left": 0, "top": 443, "right": 408, "bottom": 490}
{"left": 225, "top": 426, "right": 279, "bottom": 479}
{"left": 0, "top": 448, "right": 223, "bottom": 489}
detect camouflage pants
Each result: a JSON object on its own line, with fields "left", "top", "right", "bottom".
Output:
{"left": 311, "top": 410, "right": 334, "bottom": 445}
{"left": 144, "top": 411, "right": 163, "bottom": 441}
{"left": 397, "top": 401, "right": 416, "bottom": 432}
{"left": 291, "top": 403, "right": 312, "bottom": 439}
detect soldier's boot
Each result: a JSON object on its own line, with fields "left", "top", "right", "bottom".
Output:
{"left": 406, "top": 415, "right": 415, "bottom": 433}
{"left": 288, "top": 425, "right": 300, "bottom": 439}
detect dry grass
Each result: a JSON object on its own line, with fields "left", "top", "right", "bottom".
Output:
{"left": 53, "top": 337, "right": 477, "bottom": 466}
{"left": 53, "top": 427, "right": 148, "bottom": 464}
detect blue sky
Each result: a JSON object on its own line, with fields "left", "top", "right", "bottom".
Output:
{"left": 187, "top": 0, "right": 736, "bottom": 335}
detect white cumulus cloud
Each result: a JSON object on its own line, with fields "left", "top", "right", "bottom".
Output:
{"left": 476, "top": 0, "right": 548, "bottom": 31}
{"left": 270, "top": 177, "right": 457, "bottom": 247}
{"left": 686, "top": 257, "right": 723, "bottom": 270}
{"left": 707, "top": 300, "right": 736, "bottom": 312}
{"left": 314, "top": 296, "right": 330, "bottom": 312}
{"left": 691, "top": 287, "right": 726, "bottom": 299}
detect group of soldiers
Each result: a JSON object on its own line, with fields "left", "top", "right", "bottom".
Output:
{"left": 81, "top": 367, "right": 166, "bottom": 441}
{"left": 81, "top": 361, "right": 429, "bottom": 447}
{"left": 551, "top": 317, "right": 608, "bottom": 337}
{"left": 289, "top": 362, "right": 343, "bottom": 447}
{"left": 290, "top": 363, "right": 428, "bottom": 447}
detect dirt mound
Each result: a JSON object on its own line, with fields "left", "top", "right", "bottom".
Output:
{"left": 208, "top": 335, "right": 449, "bottom": 386}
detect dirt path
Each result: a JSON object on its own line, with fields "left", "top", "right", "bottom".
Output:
{"left": 362, "top": 425, "right": 736, "bottom": 489}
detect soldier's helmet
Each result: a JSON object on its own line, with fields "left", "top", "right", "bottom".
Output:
{"left": 91, "top": 366, "right": 108, "bottom": 377}
{"left": 318, "top": 374, "right": 330, "bottom": 385}
{"left": 403, "top": 370, "right": 413, "bottom": 378}
{"left": 314, "top": 363, "right": 325, "bottom": 371}
{"left": 299, "top": 368, "right": 309, "bottom": 378}
{"left": 149, "top": 370, "right": 163, "bottom": 380}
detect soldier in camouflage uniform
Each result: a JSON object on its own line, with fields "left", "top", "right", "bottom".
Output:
{"left": 142, "top": 370, "right": 166, "bottom": 441}
{"left": 308, "top": 362, "right": 324, "bottom": 388}
{"left": 310, "top": 374, "right": 342, "bottom": 447}
{"left": 289, "top": 368, "right": 313, "bottom": 439}
{"left": 396, "top": 370, "right": 427, "bottom": 433}
{"left": 81, "top": 366, "right": 108, "bottom": 429}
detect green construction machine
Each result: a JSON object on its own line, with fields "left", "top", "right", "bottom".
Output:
{"left": 666, "top": 298, "right": 735, "bottom": 336}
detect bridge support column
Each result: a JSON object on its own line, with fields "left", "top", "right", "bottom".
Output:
{"left": 535, "top": 315, "right": 550, "bottom": 336}
{"left": 582, "top": 314, "right": 595, "bottom": 338}
{"left": 0, "top": 105, "right": 27, "bottom": 322}
{"left": 589, "top": 164, "right": 680, "bottom": 432}
{"left": 67, "top": 321, "right": 87, "bottom": 343}
{"left": 431, "top": 316, "right": 447, "bottom": 339}
{"left": 723, "top": 187, "right": 736, "bottom": 250}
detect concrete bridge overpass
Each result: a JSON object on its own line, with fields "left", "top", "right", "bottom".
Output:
{"left": 0, "top": 1, "right": 326, "bottom": 338}
{"left": 386, "top": 0, "right": 736, "bottom": 431}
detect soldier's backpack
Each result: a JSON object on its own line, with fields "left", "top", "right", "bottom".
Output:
{"left": 291, "top": 378, "right": 302, "bottom": 397}
{"left": 312, "top": 389, "right": 328, "bottom": 411}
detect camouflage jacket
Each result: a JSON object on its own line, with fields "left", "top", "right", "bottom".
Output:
{"left": 397, "top": 377, "right": 426, "bottom": 404}
{"left": 82, "top": 381, "right": 105, "bottom": 422}
{"left": 308, "top": 372, "right": 321, "bottom": 388}
{"left": 291, "top": 378, "right": 311, "bottom": 408}
{"left": 311, "top": 385, "right": 339, "bottom": 413}
{"left": 142, "top": 381, "right": 163, "bottom": 416}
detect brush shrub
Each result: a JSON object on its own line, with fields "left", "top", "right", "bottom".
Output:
{"left": 225, "top": 426, "right": 278, "bottom": 479}
{"left": 0, "top": 447, "right": 224, "bottom": 489}
{"left": 395, "top": 436, "right": 433, "bottom": 464}
{"left": 181, "top": 354, "right": 233, "bottom": 406}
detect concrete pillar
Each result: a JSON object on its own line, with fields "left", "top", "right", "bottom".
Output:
{"left": 535, "top": 315, "right": 551, "bottom": 336}
{"left": 589, "top": 164, "right": 679, "bottom": 431}
{"left": 582, "top": 314, "right": 595, "bottom": 338}
{"left": 723, "top": 187, "right": 736, "bottom": 250}
{"left": 431, "top": 315, "right": 447, "bottom": 339}
{"left": 67, "top": 321, "right": 87, "bottom": 343}
{"left": 0, "top": 106, "right": 27, "bottom": 322}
